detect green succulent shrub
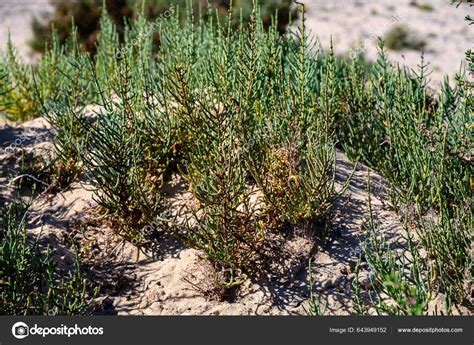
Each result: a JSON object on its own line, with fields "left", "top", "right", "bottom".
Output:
{"left": 383, "top": 25, "right": 426, "bottom": 51}
{"left": 37, "top": 31, "right": 95, "bottom": 186}
{"left": 157, "top": 6, "right": 280, "bottom": 285}
{"left": 247, "top": 42, "right": 353, "bottom": 228}
{"left": 340, "top": 10, "right": 470, "bottom": 313}
{"left": 351, "top": 175, "right": 470, "bottom": 315}
{"left": 336, "top": 41, "right": 471, "bottom": 214}
{"left": 153, "top": 4, "right": 351, "bottom": 286}
{"left": 1, "top": 28, "right": 92, "bottom": 123}
{"left": 0, "top": 41, "right": 38, "bottom": 122}
{"left": 79, "top": 56, "right": 173, "bottom": 247}
{"left": 350, "top": 179, "right": 432, "bottom": 316}
{"left": 311, "top": 2, "right": 471, "bottom": 315}
{"left": 0, "top": 201, "right": 93, "bottom": 315}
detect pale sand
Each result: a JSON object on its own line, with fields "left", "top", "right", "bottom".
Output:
{"left": 0, "top": 0, "right": 52, "bottom": 63}
{"left": 301, "top": 0, "right": 472, "bottom": 87}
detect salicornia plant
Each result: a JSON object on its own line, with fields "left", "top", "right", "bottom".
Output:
{"left": 0, "top": 201, "right": 93, "bottom": 315}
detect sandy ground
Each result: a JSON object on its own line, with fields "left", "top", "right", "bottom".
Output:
{"left": 302, "top": 0, "right": 472, "bottom": 87}
{"left": 0, "top": 0, "right": 52, "bottom": 63}
{"left": 2, "top": 116, "right": 469, "bottom": 316}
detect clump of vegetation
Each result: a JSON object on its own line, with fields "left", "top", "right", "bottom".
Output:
{"left": 337, "top": 23, "right": 471, "bottom": 313}
{"left": 0, "top": 201, "right": 94, "bottom": 315}
{"left": 337, "top": 41, "right": 470, "bottom": 213}
{"left": 413, "top": 2, "right": 434, "bottom": 12}
{"left": 37, "top": 32, "right": 94, "bottom": 186}
{"left": 79, "top": 45, "right": 173, "bottom": 246}
{"left": 1, "top": 29, "right": 92, "bottom": 123}
{"left": 383, "top": 25, "right": 426, "bottom": 51}
{"left": 252, "top": 140, "right": 336, "bottom": 226}
{"left": 312, "top": 2, "right": 470, "bottom": 314}
{"left": 168, "top": 61, "right": 266, "bottom": 286}
{"left": 246, "top": 29, "right": 353, "bottom": 228}
{"left": 157, "top": 5, "right": 348, "bottom": 286}
{"left": 350, "top": 174, "right": 471, "bottom": 315}
{"left": 351, "top": 178, "right": 432, "bottom": 316}
{"left": 0, "top": 41, "right": 38, "bottom": 122}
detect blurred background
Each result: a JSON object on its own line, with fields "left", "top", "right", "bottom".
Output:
{"left": 0, "top": 0, "right": 471, "bottom": 86}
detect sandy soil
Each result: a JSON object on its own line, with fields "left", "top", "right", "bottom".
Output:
{"left": 0, "top": 0, "right": 52, "bottom": 63}
{"left": 4, "top": 115, "right": 465, "bottom": 316}
{"left": 302, "top": 0, "right": 472, "bottom": 87}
